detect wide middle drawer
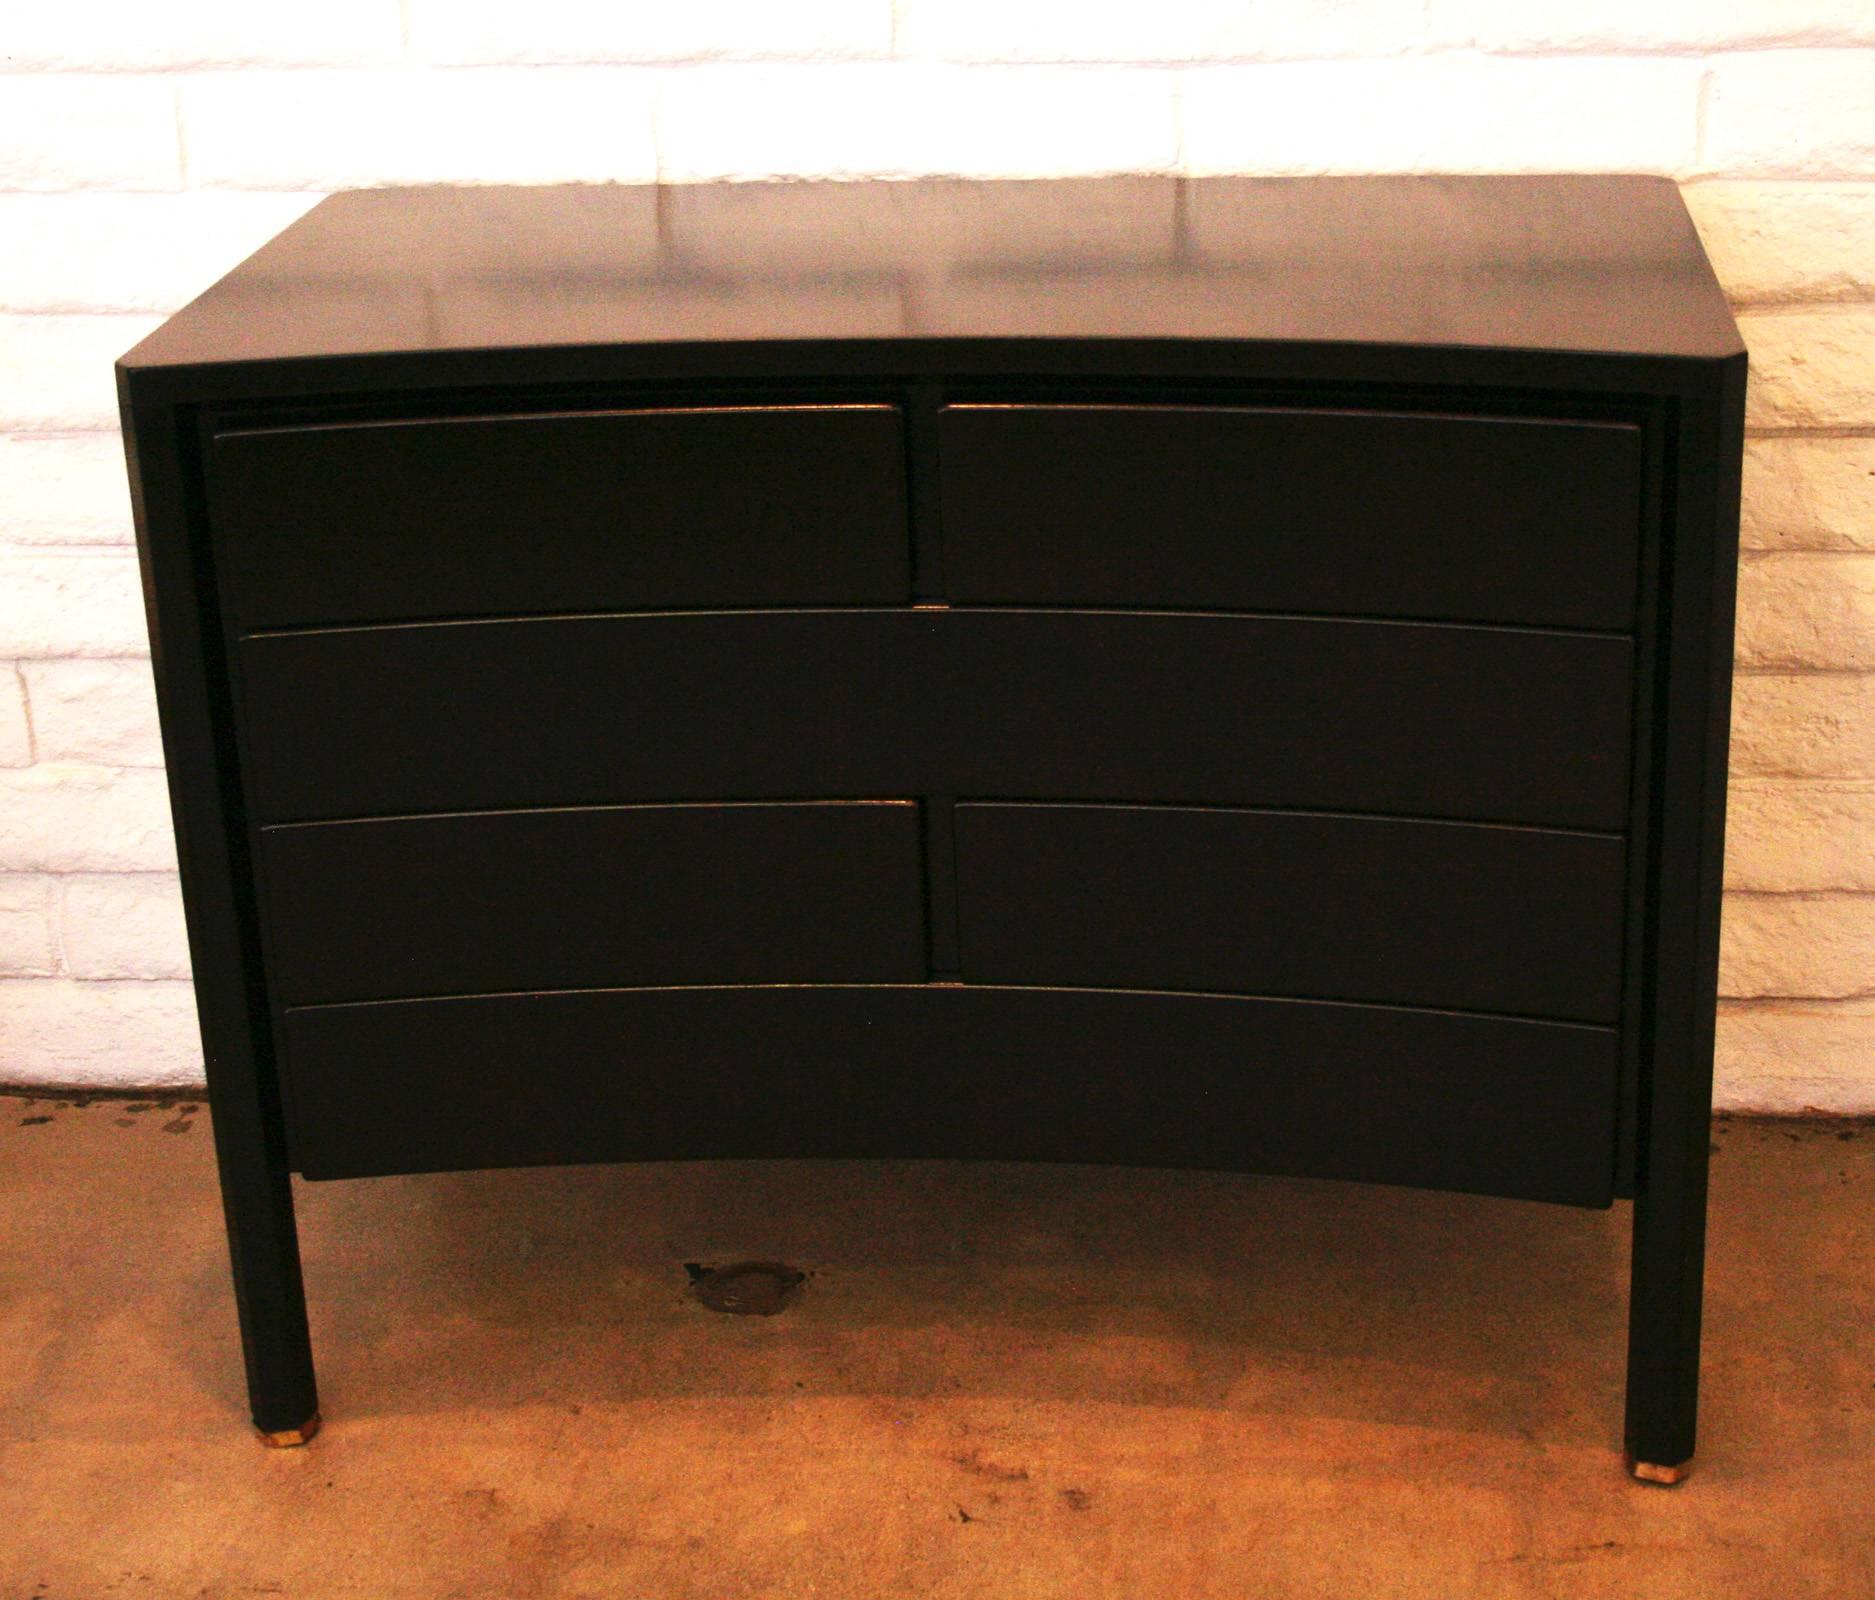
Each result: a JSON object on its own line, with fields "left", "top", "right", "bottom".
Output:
{"left": 238, "top": 610, "right": 1636, "bottom": 828}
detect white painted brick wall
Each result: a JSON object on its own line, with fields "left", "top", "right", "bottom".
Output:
{"left": 0, "top": 193, "right": 323, "bottom": 314}
{"left": 0, "top": 669, "right": 31, "bottom": 768}
{"left": 1428, "top": 0, "right": 1875, "bottom": 53}
{"left": 1736, "top": 555, "right": 1875, "bottom": 670}
{"left": 0, "top": 1, "right": 1871, "bottom": 1108}
{"left": 0, "top": 76, "right": 183, "bottom": 190}
{"left": 0, "top": 555, "right": 151, "bottom": 658}
{"left": 182, "top": 70, "right": 662, "bottom": 188}
{"left": 658, "top": 64, "right": 1179, "bottom": 181}
{"left": 0, "top": 767, "right": 178, "bottom": 874}
{"left": 59, "top": 874, "right": 191, "bottom": 980}
{"left": 1728, "top": 783, "right": 1875, "bottom": 892}
{"left": 0, "top": 435, "right": 135, "bottom": 545}
{"left": 1684, "top": 184, "right": 1875, "bottom": 302}
{"left": 1704, "top": 52, "right": 1875, "bottom": 177}
{"left": 0, "top": 877, "right": 60, "bottom": 975}
{"left": 409, "top": 0, "right": 894, "bottom": 65}
{"left": 1740, "top": 439, "right": 1875, "bottom": 551}
{"left": 0, "top": 978, "right": 202, "bottom": 1088}
{"left": 1181, "top": 57, "right": 1703, "bottom": 175}
{"left": 0, "top": 315, "right": 166, "bottom": 431}
{"left": 895, "top": 0, "right": 1429, "bottom": 62}
{"left": 1738, "top": 307, "right": 1875, "bottom": 430}
{"left": 6, "top": 3, "right": 402, "bottom": 71}
{"left": 20, "top": 662, "right": 165, "bottom": 767}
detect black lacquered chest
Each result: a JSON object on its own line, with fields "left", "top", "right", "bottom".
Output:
{"left": 119, "top": 175, "right": 1745, "bottom": 1479}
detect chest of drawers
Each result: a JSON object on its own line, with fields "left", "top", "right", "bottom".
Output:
{"left": 119, "top": 175, "right": 1745, "bottom": 1480}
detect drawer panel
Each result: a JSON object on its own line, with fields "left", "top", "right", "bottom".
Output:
{"left": 259, "top": 801, "right": 925, "bottom": 1005}
{"left": 241, "top": 612, "right": 926, "bottom": 822}
{"left": 945, "top": 613, "right": 1634, "bottom": 830}
{"left": 212, "top": 404, "right": 909, "bottom": 628}
{"left": 954, "top": 804, "right": 1625, "bottom": 1022}
{"left": 939, "top": 405, "right": 1643, "bottom": 629}
{"left": 279, "top": 984, "right": 1618, "bottom": 1206}
{"left": 241, "top": 611, "right": 1634, "bottom": 828}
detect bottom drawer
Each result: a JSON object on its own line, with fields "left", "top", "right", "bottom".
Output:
{"left": 279, "top": 985, "right": 1618, "bottom": 1206}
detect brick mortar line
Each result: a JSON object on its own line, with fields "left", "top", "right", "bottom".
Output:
{"left": 48, "top": 874, "right": 71, "bottom": 976}
{"left": 1695, "top": 63, "right": 1714, "bottom": 165}
{"left": 1720, "top": 995, "right": 1875, "bottom": 1010}
{"left": 1746, "top": 427, "right": 1875, "bottom": 440}
{"left": 1695, "top": 168, "right": 1875, "bottom": 182}
{"left": 1737, "top": 297, "right": 1875, "bottom": 315}
{"left": 1732, "top": 664, "right": 1875, "bottom": 679}
{"left": 0, "top": 547, "right": 140, "bottom": 558}
{"left": 1724, "top": 992, "right": 1875, "bottom": 1005}
{"left": 0, "top": 973, "right": 191, "bottom": 983}
{"left": 0, "top": 869, "right": 176, "bottom": 877}
{"left": 1724, "top": 888, "right": 1875, "bottom": 900}
{"left": 9, "top": 660, "right": 34, "bottom": 764}
{"left": 1732, "top": 297, "right": 1875, "bottom": 312}
{"left": 0, "top": 1085, "right": 203, "bottom": 1102}
{"left": 8, "top": 43, "right": 1875, "bottom": 72}
{"left": 1683, "top": 173, "right": 1875, "bottom": 183}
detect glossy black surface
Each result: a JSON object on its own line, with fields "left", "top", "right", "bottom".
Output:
{"left": 122, "top": 176, "right": 1742, "bottom": 388}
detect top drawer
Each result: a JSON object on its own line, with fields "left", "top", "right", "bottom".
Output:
{"left": 210, "top": 404, "right": 909, "bottom": 629}
{"left": 939, "top": 405, "right": 1642, "bottom": 630}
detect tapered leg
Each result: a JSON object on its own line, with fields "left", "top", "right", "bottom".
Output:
{"left": 1623, "top": 1108, "right": 1710, "bottom": 1483}
{"left": 208, "top": 1095, "right": 320, "bottom": 1443}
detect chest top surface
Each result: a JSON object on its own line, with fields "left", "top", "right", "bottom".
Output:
{"left": 120, "top": 174, "right": 1741, "bottom": 386}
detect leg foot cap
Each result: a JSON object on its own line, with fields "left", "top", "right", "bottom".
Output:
{"left": 1628, "top": 1456, "right": 1689, "bottom": 1486}
{"left": 256, "top": 1411, "right": 321, "bottom": 1448}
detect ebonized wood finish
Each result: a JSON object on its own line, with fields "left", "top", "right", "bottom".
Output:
{"left": 118, "top": 176, "right": 1745, "bottom": 1478}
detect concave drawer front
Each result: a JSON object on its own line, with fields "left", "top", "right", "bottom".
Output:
{"left": 279, "top": 985, "right": 1617, "bottom": 1206}
{"left": 940, "top": 405, "right": 1643, "bottom": 629}
{"left": 212, "top": 404, "right": 908, "bottom": 629}
{"left": 259, "top": 802, "right": 924, "bottom": 1006}
{"left": 955, "top": 804, "right": 1625, "bottom": 1022}
{"left": 240, "top": 611, "right": 1633, "bottom": 828}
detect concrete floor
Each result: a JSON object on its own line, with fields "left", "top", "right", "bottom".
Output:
{"left": 0, "top": 1100, "right": 1869, "bottom": 1599}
